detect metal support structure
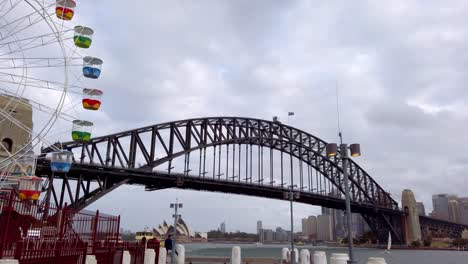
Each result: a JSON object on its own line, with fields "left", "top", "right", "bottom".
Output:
{"left": 170, "top": 199, "right": 183, "bottom": 264}
{"left": 33, "top": 116, "right": 468, "bottom": 244}
{"left": 288, "top": 185, "right": 296, "bottom": 264}
{"left": 340, "top": 143, "right": 355, "bottom": 264}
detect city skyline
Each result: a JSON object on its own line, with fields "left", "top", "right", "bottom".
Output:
{"left": 116, "top": 190, "right": 468, "bottom": 233}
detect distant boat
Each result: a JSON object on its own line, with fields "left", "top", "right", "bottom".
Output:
{"left": 385, "top": 231, "right": 392, "bottom": 254}
{"left": 255, "top": 242, "right": 263, "bottom": 246}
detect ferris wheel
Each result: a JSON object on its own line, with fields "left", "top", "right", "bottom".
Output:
{"left": 0, "top": 0, "right": 105, "bottom": 197}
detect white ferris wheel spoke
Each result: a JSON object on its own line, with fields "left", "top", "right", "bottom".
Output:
{"left": 0, "top": 29, "right": 72, "bottom": 49}
{"left": 0, "top": 35, "right": 72, "bottom": 57}
{"left": 0, "top": 57, "right": 82, "bottom": 69}
{"left": 0, "top": 0, "right": 22, "bottom": 18}
{"left": 0, "top": 3, "right": 55, "bottom": 43}
{"left": 0, "top": 0, "right": 102, "bottom": 169}
{"left": 0, "top": 72, "right": 83, "bottom": 94}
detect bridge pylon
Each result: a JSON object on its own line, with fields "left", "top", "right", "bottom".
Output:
{"left": 401, "top": 189, "right": 422, "bottom": 244}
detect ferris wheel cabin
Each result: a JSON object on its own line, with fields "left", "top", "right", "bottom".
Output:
{"left": 72, "top": 120, "right": 93, "bottom": 142}
{"left": 49, "top": 151, "right": 73, "bottom": 173}
{"left": 83, "top": 56, "right": 103, "bottom": 79}
{"left": 82, "top": 89, "right": 103, "bottom": 110}
{"left": 56, "top": 0, "right": 76, "bottom": 21}
{"left": 18, "top": 176, "right": 42, "bottom": 201}
{"left": 74, "top": 26, "right": 94, "bottom": 49}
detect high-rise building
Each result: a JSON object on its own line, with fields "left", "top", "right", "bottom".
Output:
{"left": 351, "top": 213, "right": 367, "bottom": 238}
{"left": 458, "top": 197, "right": 468, "bottom": 225}
{"left": 275, "top": 227, "right": 288, "bottom": 241}
{"left": 257, "top": 220, "right": 263, "bottom": 242}
{"left": 307, "top": 216, "right": 317, "bottom": 240}
{"left": 220, "top": 222, "right": 226, "bottom": 233}
{"left": 262, "top": 229, "right": 274, "bottom": 242}
{"left": 416, "top": 202, "right": 426, "bottom": 216}
{"left": 301, "top": 218, "right": 308, "bottom": 235}
{"left": 301, "top": 216, "right": 318, "bottom": 240}
{"left": 432, "top": 194, "right": 457, "bottom": 221}
{"left": 448, "top": 200, "right": 460, "bottom": 223}
{"left": 257, "top": 221, "right": 262, "bottom": 234}
{"left": 322, "top": 207, "right": 339, "bottom": 239}
{"left": 317, "top": 215, "right": 333, "bottom": 241}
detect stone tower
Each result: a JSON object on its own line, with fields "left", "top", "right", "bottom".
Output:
{"left": 0, "top": 95, "right": 33, "bottom": 163}
{"left": 401, "top": 189, "right": 422, "bottom": 244}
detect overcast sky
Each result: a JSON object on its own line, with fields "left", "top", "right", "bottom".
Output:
{"left": 44, "top": 0, "right": 468, "bottom": 233}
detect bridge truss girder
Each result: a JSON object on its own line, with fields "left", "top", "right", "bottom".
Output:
{"left": 42, "top": 117, "right": 398, "bottom": 210}
{"left": 38, "top": 117, "right": 405, "bottom": 243}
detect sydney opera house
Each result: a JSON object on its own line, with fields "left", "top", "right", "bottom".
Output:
{"left": 153, "top": 218, "right": 207, "bottom": 242}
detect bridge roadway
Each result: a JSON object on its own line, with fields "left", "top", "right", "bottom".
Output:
{"left": 35, "top": 161, "right": 468, "bottom": 243}
{"left": 36, "top": 161, "right": 402, "bottom": 216}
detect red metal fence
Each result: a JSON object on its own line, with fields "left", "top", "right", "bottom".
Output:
{"left": 0, "top": 192, "right": 122, "bottom": 263}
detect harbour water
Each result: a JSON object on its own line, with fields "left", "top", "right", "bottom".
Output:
{"left": 183, "top": 243, "right": 468, "bottom": 264}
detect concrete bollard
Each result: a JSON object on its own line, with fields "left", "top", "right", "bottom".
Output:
{"left": 313, "top": 251, "right": 327, "bottom": 264}
{"left": 158, "top": 248, "right": 167, "bottom": 264}
{"left": 330, "top": 253, "right": 349, "bottom": 264}
{"left": 0, "top": 260, "right": 19, "bottom": 264}
{"left": 282, "top": 248, "right": 290, "bottom": 264}
{"left": 231, "top": 246, "right": 241, "bottom": 264}
{"left": 122, "top": 251, "right": 131, "bottom": 264}
{"left": 300, "top": 249, "right": 310, "bottom": 264}
{"left": 176, "top": 244, "right": 185, "bottom": 264}
{"left": 367, "top": 257, "right": 387, "bottom": 264}
{"left": 292, "top": 248, "right": 299, "bottom": 263}
{"left": 85, "top": 255, "right": 97, "bottom": 264}
{"left": 144, "top": 249, "right": 156, "bottom": 264}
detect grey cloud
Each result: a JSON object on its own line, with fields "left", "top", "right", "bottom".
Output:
{"left": 43, "top": 0, "right": 468, "bottom": 231}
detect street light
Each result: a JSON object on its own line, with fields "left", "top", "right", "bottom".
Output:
{"left": 170, "top": 199, "right": 183, "bottom": 264}
{"left": 326, "top": 135, "right": 361, "bottom": 264}
{"left": 284, "top": 185, "right": 299, "bottom": 264}
{"left": 286, "top": 111, "right": 296, "bottom": 264}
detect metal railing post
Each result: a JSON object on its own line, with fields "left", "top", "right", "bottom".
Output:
{"left": 92, "top": 210, "right": 100, "bottom": 255}
{"left": 0, "top": 191, "right": 14, "bottom": 258}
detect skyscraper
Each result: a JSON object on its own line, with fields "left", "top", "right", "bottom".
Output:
{"left": 457, "top": 197, "right": 468, "bottom": 225}
{"left": 301, "top": 216, "right": 318, "bottom": 240}
{"left": 257, "top": 220, "right": 263, "bottom": 242}
{"left": 322, "top": 207, "right": 339, "bottom": 239}
{"left": 317, "top": 215, "right": 333, "bottom": 241}
{"left": 448, "top": 200, "right": 460, "bottom": 223}
{"left": 416, "top": 202, "right": 426, "bottom": 216}
{"left": 432, "top": 194, "right": 457, "bottom": 221}
{"left": 307, "top": 216, "right": 317, "bottom": 240}
{"left": 301, "top": 218, "right": 308, "bottom": 235}
{"left": 257, "top": 220, "right": 262, "bottom": 234}
{"left": 220, "top": 222, "right": 226, "bottom": 233}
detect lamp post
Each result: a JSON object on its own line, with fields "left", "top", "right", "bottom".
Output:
{"left": 326, "top": 134, "right": 361, "bottom": 264}
{"left": 284, "top": 185, "right": 299, "bottom": 264}
{"left": 170, "top": 199, "right": 183, "bottom": 264}
{"left": 286, "top": 111, "right": 295, "bottom": 264}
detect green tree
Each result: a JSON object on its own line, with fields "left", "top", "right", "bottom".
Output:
{"left": 411, "top": 240, "right": 421, "bottom": 248}
{"left": 452, "top": 238, "right": 468, "bottom": 247}
{"left": 423, "top": 236, "right": 432, "bottom": 247}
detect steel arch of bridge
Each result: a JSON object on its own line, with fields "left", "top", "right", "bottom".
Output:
{"left": 43, "top": 117, "right": 397, "bottom": 209}
{"left": 38, "top": 117, "right": 404, "bottom": 243}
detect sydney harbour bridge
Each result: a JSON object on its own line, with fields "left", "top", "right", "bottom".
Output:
{"left": 35, "top": 117, "right": 468, "bottom": 244}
